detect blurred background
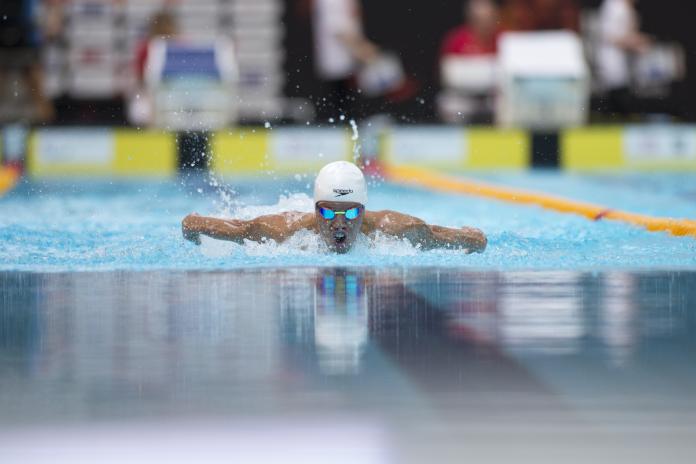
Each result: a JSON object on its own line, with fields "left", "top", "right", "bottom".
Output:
{"left": 0, "top": 0, "right": 691, "bottom": 128}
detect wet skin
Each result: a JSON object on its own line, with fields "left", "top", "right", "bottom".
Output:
{"left": 182, "top": 206, "right": 487, "bottom": 253}
{"left": 315, "top": 201, "right": 364, "bottom": 254}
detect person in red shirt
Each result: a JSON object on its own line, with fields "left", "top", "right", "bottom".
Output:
{"left": 441, "top": 0, "right": 501, "bottom": 58}
{"left": 127, "top": 10, "right": 178, "bottom": 125}
{"left": 133, "top": 10, "right": 178, "bottom": 85}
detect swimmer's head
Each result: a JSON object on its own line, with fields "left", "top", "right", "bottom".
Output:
{"left": 314, "top": 161, "right": 367, "bottom": 254}
{"left": 314, "top": 161, "right": 368, "bottom": 205}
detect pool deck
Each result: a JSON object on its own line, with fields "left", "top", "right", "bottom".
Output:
{"left": 1, "top": 267, "right": 695, "bottom": 463}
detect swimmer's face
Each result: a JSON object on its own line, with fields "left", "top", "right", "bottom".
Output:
{"left": 315, "top": 201, "right": 364, "bottom": 254}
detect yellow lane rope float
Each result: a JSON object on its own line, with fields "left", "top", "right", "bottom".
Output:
{"left": 385, "top": 164, "right": 696, "bottom": 239}
{"left": 0, "top": 166, "right": 20, "bottom": 197}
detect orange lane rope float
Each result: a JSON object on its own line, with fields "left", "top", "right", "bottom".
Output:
{"left": 0, "top": 166, "right": 20, "bottom": 197}
{"left": 385, "top": 164, "right": 696, "bottom": 239}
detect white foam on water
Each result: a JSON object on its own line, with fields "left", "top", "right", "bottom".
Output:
{"left": 200, "top": 226, "right": 330, "bottom": 258}
{"left": 200, "top": 226, "right": 424, "bottom": 259}
{"left": 244, "top": 228, "right": 330, "bottom": 256}
{"left": 200, "top": 235, "right": 239, "bottom": 258}
{"left": 363, "top": 231, "right": 421, "bottom": 257}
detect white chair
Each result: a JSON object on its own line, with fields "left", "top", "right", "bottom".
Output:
{"left": 496, "top": 31, "right": 590, "bottom": 129}
{"left": 145, "top": 38, "right": 238, "bottom": 130}
{"left": 438, "top": 55, "right": 498, "bottom": 123}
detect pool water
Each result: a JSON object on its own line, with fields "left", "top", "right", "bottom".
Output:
{"left": 0, "top": 172, "right": 695, "bottom": 272}
{"left": 1, "top": 268, "right": 695, "bottom": 463}
{"left": 2, "top": 171, "right": 696, "bottom": 463}
{"left": 471, "top": 171, "right": 696, "bottom": 218}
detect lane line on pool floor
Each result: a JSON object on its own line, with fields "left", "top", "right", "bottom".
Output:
{"left": 385, "top": 164, "right": 696, "bottom": 239}
{"left": 0, "top": 166, "right": 20, "bottom": 198}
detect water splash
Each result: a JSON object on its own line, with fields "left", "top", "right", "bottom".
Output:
{"left": 199, "top": 224, "right": 425, "bottom": 260}
{"left": 225, "top": 193, "right": 315, "bottom": 220}
{"left": 349, "top": 119, "right": 360, "bottom": 165}
{"left": 206, "top": 172, "right": 239, "bottom": 217}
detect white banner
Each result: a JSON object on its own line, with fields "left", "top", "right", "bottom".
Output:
{"left": 35, "top": 129, "right": 114, "bottom": 166}
{"left": 388, "top": 127, "right": 466, "bottom": 164}
{"left": 270, "top": 128, "right": 349, "bottom": 165}
{"left": 624, "top": 125, "right": 696, "bottom": 162}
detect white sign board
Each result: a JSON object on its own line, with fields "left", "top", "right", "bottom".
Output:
{"left": 36, "top": 129, "right": 114, "bottom": 166}
{"left": 270, "top": 128, "right": 349, "bottom": 165}
{"left": 499, "top": 31, "right": 588, "bottom": 78}
{"left": 624, "top": 125, "right": 696, "bottom": 162}
{"left": 388, "top": 127, "right": 466, "bottom": 165}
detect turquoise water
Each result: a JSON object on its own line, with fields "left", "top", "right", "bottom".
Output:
{"left": 1, "top": 173, "right": 695, "bottom": 272}
{"left": 471, "top": 172, "right": 696, "bottom": 219}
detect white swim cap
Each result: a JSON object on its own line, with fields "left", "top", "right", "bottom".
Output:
{"left": 314, "top": 161, "right": 368, "bottom": 205}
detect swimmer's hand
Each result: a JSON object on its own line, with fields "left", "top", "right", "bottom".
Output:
{"left": 460, "top": 226, "right": 487, "bottom": 253}
{"left": 182, "top": 213, "right": 202, "bottom": 245}
{"left": 428, "top": 225, "right": 487, "bottom": 253}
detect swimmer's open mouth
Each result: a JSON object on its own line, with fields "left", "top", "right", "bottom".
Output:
{"left": 333, "top": 231, "right": 347, "bottom": 244}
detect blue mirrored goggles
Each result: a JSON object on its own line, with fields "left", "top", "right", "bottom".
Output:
{"left": 318, "top": 206, "right": 362, "bottom": 221}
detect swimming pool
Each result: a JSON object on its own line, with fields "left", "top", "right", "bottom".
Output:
{"left": 2, "top": 170, "right": 696, "bottom": 463}
{"left": 0, "top": 172, "right": 695, "bottom": 272}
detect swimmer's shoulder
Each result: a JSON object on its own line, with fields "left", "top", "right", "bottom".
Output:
{"left": 247, "top": 211, "right": 316, "bottom": 242}
{"left": 284, "top": 211, "right": 316, "bottom": 230}
{"left": 364, "top": 209, "right": 426, "bottom": 227}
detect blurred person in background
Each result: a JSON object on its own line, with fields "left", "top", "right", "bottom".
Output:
{"left": 128, "top": 9, "right": 179, "bottom": 126}
{"left": 133, "top": 10, "right": 178, "bottom": 86}
{"left": 595, "top": 0, "right": 651, "bottom": 116}
{"left": 502, "top": 0, "right": 579, "bottom": 31}
{"left": 438, "top": 0, "right": 501, "bottom": 123}
{"left": 0, "top": 0, "right": 62, "bottom": 123}
{"left": 441, "top": 0, "right": 502, "bottom": 58}
{"left": 310, "top": 0, "right": 380, "bottom": 119}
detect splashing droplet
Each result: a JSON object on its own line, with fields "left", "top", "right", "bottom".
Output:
{"left": 349, "top": 119, "right": 360, "bottom": 164}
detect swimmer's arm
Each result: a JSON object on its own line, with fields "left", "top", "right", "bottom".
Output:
{"left": 364, "top": 211, "right": 487, "bottom": 253}
{"left": 182, "top": 213, "right": 250, "bottom": 245}
{"left": 182, "top": 212, "right": 316, "bottom": 245}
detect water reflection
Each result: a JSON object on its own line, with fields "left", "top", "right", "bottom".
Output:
{"left": 498, "top": 272, "right": 585, "bottom": 355}
{"left": 599, "top": 272, "right": 638, "bottom": 366}
{"left": 313, "top": 270, "right": 368, "bottom": 375}
{"left": 0, "top": 268, "right": 695, "bottom": 424}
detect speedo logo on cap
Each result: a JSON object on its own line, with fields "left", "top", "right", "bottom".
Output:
{"left": 333, "top": 188, "right": 353, "bottom": 197}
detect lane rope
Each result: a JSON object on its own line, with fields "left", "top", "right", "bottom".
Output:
{"left": 0, "top": 166, "right": 20, "bottom": 197}
{"left": 385, "top": 164, "right": 696, "bottom": 239}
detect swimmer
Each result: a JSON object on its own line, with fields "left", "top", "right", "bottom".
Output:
{"left": 182, "top": 161, "right": 487, "bottom": 254}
